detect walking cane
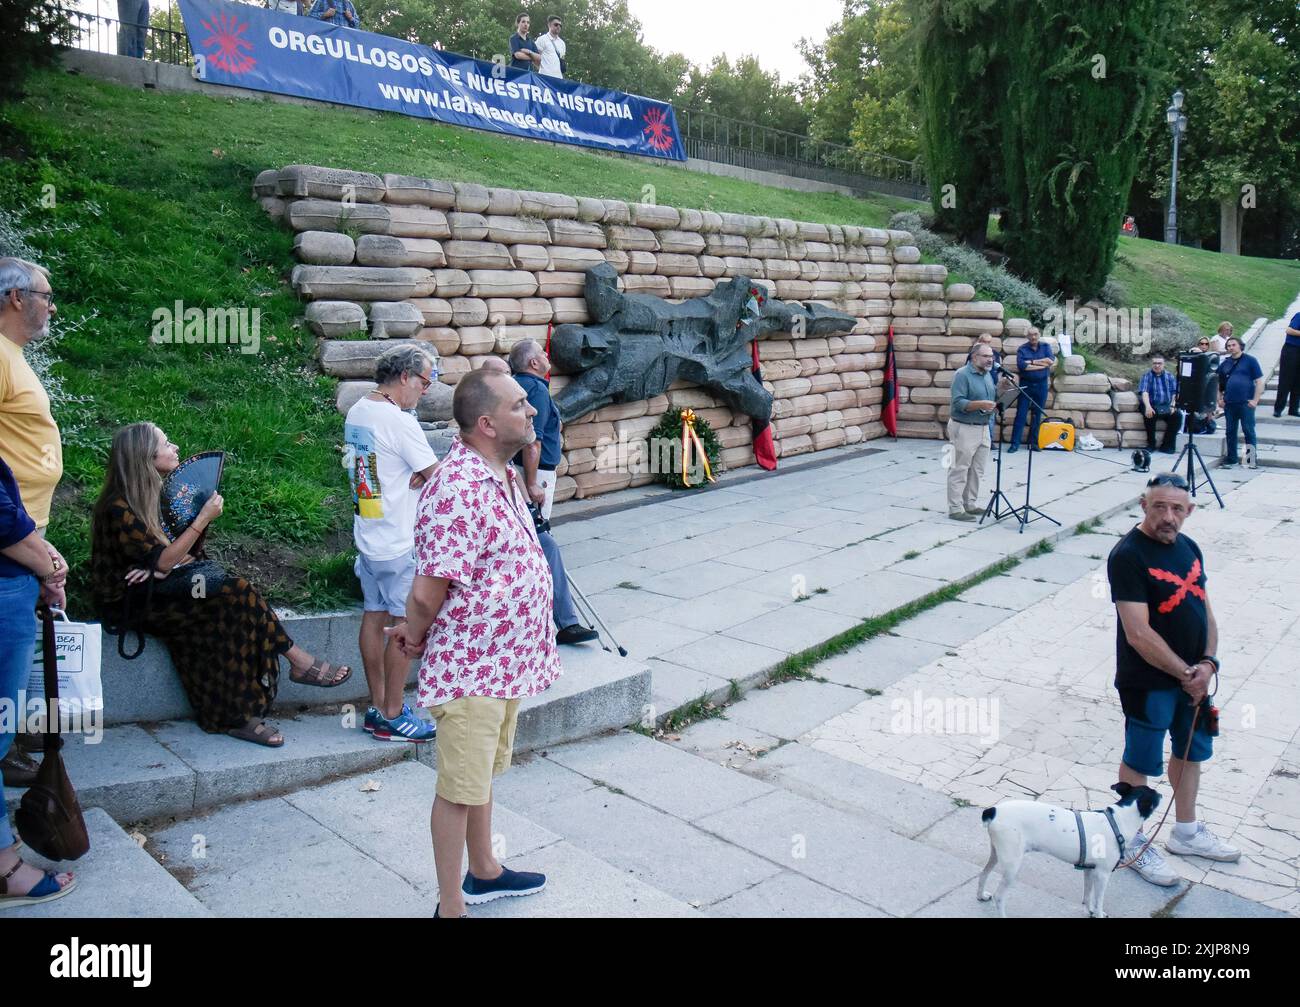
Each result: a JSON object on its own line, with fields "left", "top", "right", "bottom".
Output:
{"left": 566, "top": 571, "right": 628, "bottom": 657}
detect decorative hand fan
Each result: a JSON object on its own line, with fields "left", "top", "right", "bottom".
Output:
{"left": 161, "top": 451, "right": 225, "bottom": 541}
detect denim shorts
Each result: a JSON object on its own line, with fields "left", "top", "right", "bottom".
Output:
{"left": 355, "top": 551, "right": 416, "bottom": 617}
{"left": 1119, "top": 686, "right": 1213, "bottom": 777}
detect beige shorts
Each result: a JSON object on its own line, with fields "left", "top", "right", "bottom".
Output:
{"left": 428, "top": 695, "right": 522, "bottom": 806}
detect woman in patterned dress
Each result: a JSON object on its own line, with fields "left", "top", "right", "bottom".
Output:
{"left": 90, "top": 423, "right": 352, "bottom": 746}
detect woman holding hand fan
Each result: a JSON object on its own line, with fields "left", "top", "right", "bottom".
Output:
{"left": 89, "top": 423, "right": 351, "bottom": 747}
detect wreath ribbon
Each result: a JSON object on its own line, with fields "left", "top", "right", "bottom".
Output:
{"left": 680, "top": 408, "right": 716, "bottom": 488}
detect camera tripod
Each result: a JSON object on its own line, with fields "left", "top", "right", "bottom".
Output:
{"left": 1168, "top": 425, "right": 1224, "bottom": 508}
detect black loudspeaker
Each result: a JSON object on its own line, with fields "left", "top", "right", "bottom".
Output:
{"left": 1176, "top": 351, "right": 1221, "bottom": 414}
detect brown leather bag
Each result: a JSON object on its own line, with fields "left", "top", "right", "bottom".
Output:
{"left": 14, "top": 608, "right": 90, "bottom": 862}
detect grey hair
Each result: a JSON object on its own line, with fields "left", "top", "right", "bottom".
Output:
{"left": 0, "top": 257, "right": 49, "bottom": 299}
{"left": 375, "top": 343, "right": 434, "bottom": 385}
{"left": 508, "top": 338, "right": 541, "bottom": 374}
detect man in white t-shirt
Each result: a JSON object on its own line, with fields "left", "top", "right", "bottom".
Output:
{"left": 535, "top": 16, "right": 566, "bottom": 78}
{"left": 345, "top": 345, "right": 439, "bottom": 743}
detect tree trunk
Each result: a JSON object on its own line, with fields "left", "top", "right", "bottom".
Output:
{"left": 1219, "top": 195, "right": 1241, "bottom": 255}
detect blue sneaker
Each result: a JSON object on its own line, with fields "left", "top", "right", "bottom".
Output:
{"left": 461, "top": 866, "right": 546, "bottom": 905}
{"left": 363, "top": 707, "right": 382, "bottom": 733}
{"left": 374, "top": 705, "right": 436, "bottom": 743}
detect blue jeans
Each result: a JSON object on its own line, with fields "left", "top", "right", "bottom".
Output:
{"left": 118, "top": 0, "right": 150, "bottom": 59}
{"left": 1011, "top": 380, "right": 1049, "bottom": 448}
{"left": 0, "top": 575, "right": 39, "bottom": 850}
{"left": 538, "top": 531, "right": 578, "bottom": 629}
{"left": 1223, "top": 402, "right": 1257, "bottom": 463}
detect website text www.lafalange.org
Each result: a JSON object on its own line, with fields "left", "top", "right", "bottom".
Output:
{"left": 267, "top": 27, "right": 635, "bottom": 138}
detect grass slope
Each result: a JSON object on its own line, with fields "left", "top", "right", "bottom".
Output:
{"left": 0, "top": 69, "right": 917, "bottom": 616}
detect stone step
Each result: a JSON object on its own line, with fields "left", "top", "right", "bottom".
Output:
{"left": 7, "top": 645, "right": 649, "bottom": 825}
{"left": 4, "top": 807, "right": 209, "bottom": 918}
{"left": 137, "top": 761, "right": 695, "bottom": 917}
{"left": 1190, "top": 434, "right": 1300, "bottom": 469}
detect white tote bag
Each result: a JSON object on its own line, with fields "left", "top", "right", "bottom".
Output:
{"left": 27, "top": 608, "right": 104, "bottom": 721}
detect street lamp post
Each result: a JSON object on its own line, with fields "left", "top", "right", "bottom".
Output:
{"left": 1164, "top": 90, "right": 1188, "bottom": 245}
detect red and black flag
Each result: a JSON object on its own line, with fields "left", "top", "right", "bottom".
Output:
{"left": 751, "top": 339, "right": 777, "bottom": 470}
{"left": 882, "top": 324, "right": 899, "bottom": 438}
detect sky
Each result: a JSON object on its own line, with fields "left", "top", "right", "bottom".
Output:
{"left": 626, "top": 0, "right": 844, "bottom": 82}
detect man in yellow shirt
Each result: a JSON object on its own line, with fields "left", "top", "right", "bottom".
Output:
{"left": 0, "top": 258, "right": 63, "bottom": 530}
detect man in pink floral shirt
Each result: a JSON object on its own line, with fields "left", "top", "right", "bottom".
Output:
{"left": 394, "top": 368, "right": 560, "bottom": 917}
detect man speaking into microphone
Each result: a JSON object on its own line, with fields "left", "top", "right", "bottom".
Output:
{"left": 947, "top": 342, "right": 998, "bottom": 521}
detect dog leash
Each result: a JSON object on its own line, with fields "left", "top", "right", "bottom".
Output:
{"left": 1115, "top": 671, "right": 1218, "bottom": 871}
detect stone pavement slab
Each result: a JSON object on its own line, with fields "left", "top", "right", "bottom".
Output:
{"left": 644, "top": 659, "right": 733, "bottom": 716}
{"left": 542, "top": 731, "right": 774, "bottom": 822}
{"left": 912, "top": 878, "right": 1083, "bottom": 919}
{"left": 720, "top": 679, "right": 873, "bottom": 741}
{"left": 654, "top": 633, "right": 787, "bottom": 683}
{"left": 738, "top": 741, "right": 956, "bottom": 839}
{"left": 959, "top": 573, "right": 1064, "bottom": 610}
{"left": 814, "top": 632, "right": 952, "bottom": 692}
{"left": 890, "top": 544, "right": 1010, "bottom": 583}
{"left": 7, "top": 808, "right": 209, "bottom": 918}
{"left": 1006, "top": 552, "right": 1104, "bottom": 584}
{"left": 707, "top": 870, "right": 885, "bottom": 918}
{"left": 521, "top": 787, "right": 782, "bottom": 906}
{"left": 695, "top": 790, "right": 979, "bottom": 916}
{"left": 723, "top": 605, "right": 861, "bottom": 654}
{"left": 662, "top": 715, "right": 781, "bottom": 766}
{"left": 890, "top": 599, "right": 1013, "bottom": 648}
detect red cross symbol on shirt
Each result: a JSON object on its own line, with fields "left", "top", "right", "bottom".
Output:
{"left": 1148, "top": 558, "right": 1206, "bottom": 614}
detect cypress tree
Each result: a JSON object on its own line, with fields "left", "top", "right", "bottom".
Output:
{"left": 997, "top": 0, "right": 1173, "bottom": 297}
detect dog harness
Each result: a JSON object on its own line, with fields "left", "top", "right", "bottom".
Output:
{"left": 1073, "top": 809, "right": 1128, "bottom": 871}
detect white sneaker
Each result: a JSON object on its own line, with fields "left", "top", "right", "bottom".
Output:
{"left": 1166, "top": 824, "right": 1242, "bottom": 863}
{"left": 1130, "top": 837, "right": 1180, "bottom": 886}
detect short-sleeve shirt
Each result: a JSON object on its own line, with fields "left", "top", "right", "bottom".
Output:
{"left": 1138, "top": 369, "right": 1177, "bottom": 408}
{"left": 513, "top": 372, "right": 562, "bottom": 467}
{"left": 535, "top": 33, "right": 565, "bottom": 77}
{"left": 1016, "top": 342, "right": 1054, "bottom": 384}
{"left": 1218, "top": 353, "right": 1263, "bottom": 405}
{"left": 413, "top": 437, "right": 560, "bottom": 707}
{"left": 0, "top": 331, "right": 62, "bottom": 528}
{"left": 1286, "top": 312, "right": 1300, "bottom": 348}
{"left": 509, "top": 32, "right": 537, "bottom": 70}
{"left": 345, "top": 396, "right": 438, "bottom": 561}
{"left": 0, "top": 455, "right": 36, "bottom": 580}
{"left": 1108, "top": 527, "right": 1208, "bottom": 691}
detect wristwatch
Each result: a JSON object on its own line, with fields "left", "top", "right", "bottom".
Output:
{"left": 39, "top": 555, "right": 63, "bottom": 582}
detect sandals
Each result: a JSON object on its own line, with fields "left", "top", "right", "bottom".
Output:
{"left": 226, "top": 720, "right": 284, "bottom": 748}
{"left": 0, "top": 857, "right": 76, "bottom": 910}
{"left": 289, "top": 657, "right": 353, "bottom": 688}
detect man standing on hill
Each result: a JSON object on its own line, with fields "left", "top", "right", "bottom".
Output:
{"left": 509, "top": 13, "right": 542, "bottom": 71}
{"left": 346, "top": 345, "right": 439, "bottom": 744}
{"left": 117, "top": 1, "right": 150, "bottom": 59}
{"left": 535, "top": 16, "right": 566, "bottom": 78}
{"left": 308, "top": 0, "right": 359, "bottom": 28}
{"left": 946, "top": 343, "right": 997, "bottom": 521}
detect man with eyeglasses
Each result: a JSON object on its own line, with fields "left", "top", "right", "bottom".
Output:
{"left": 1138, "top": 354, "right": 1180, "bottom": 455}
{"left": 0, "top": 257, "right": 69, "bottom": 787}
{"left": 345, "top": 344, "right": 440, "bottom": 744}
{"left": 1106, "top": 472, "right": 1240, "bottom": 887}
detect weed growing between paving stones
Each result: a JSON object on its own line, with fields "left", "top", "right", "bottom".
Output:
{"left": 903, "top": 549, "right": 922, "bottom": 560}
{"left": 1026, "top": 540, "right": 1055, "bottom": 557}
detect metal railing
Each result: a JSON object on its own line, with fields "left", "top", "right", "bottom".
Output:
{"left": 46, "top": 4, "right": 928, "bottom": 199}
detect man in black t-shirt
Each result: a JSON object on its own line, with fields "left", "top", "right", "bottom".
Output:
{"left": 1107, "top": 472, "right": 1241, "bottom": 886}
{"left": 508, "top": 13, "right": 541, "bottom": 71}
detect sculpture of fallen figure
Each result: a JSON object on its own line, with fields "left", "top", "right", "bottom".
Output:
{"left": 549, "top": 262, "right": 857, "bottom": 424}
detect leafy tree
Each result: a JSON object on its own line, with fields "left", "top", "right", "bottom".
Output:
{"left": 1130, "top": 1, "right": 1300, "bottom": 256}
{"left": 366, "top": 0, "right": 691, "bottom": 101}
{"left": 800, "top": 0, "right": 919, "bottom": 161}
{"left": 679, "top": 55, "right": 809, "bottom": 139}
{"left": 0, "top": 1, "right": 77, "bottom": 105}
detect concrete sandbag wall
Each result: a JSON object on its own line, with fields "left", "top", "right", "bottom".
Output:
{"left": 258, "top": 165, "right": 1142, "bottom": 502}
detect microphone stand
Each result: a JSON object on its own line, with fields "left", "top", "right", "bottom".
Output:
{"left": 980, "top": 362, "right": 1018, "bottom": 524}
{"left": 1000, "top": 374, "right": 1060, "bottom": 534}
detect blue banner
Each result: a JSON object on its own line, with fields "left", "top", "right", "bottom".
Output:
{"left": 177, "top": 0, "right": 685, "bottom": 161}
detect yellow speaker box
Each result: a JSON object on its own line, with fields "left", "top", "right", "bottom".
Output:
{"left": 1037, "top": 418, "right": 1076, "bottom": 451}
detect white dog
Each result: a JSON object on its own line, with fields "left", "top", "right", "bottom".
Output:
{"left": 977, "top": 783, "right": 1162, "bottom": 918}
